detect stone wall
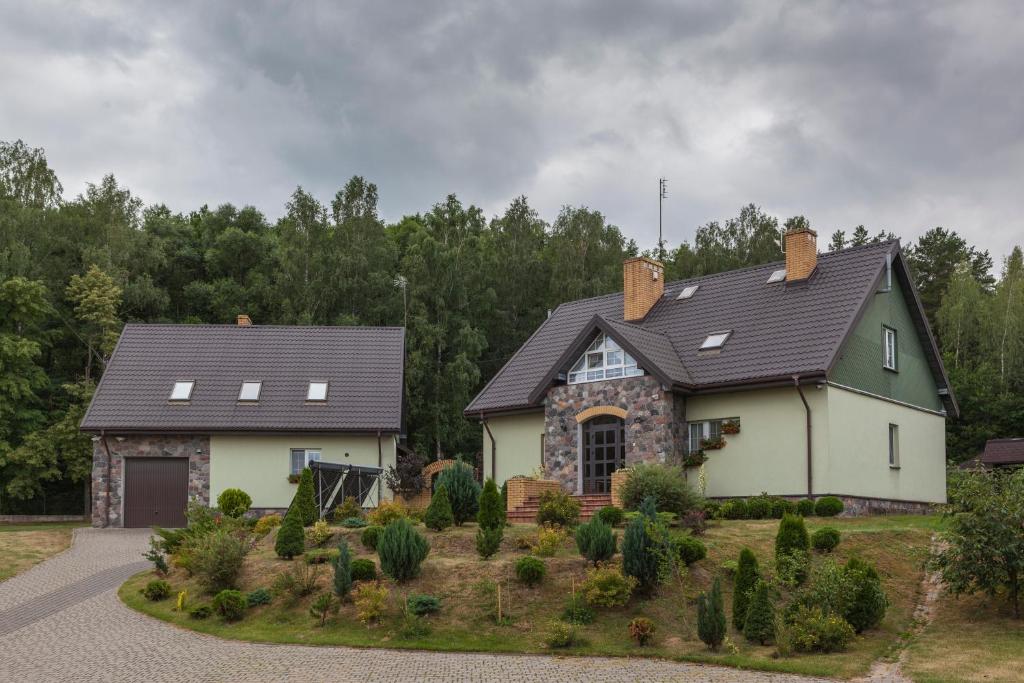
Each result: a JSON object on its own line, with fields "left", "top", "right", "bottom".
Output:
{"left": 91, "top": 434, "right": 210, "bottom": 528}
{"left": 543, "top": 375, "right": 682, "bottom": 492}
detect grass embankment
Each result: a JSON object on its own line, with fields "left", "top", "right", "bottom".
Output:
{"left": 0, "top": 521, "right": 84, "bottom": 581}
{"left": 122, "top": 515, "right": 939, "bottom": 679}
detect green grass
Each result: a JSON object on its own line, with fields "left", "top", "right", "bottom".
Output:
{"left": 0, "top": 521, "right": 85, "bottom": 580}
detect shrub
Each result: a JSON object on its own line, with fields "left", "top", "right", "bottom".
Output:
{"left": 306, "top": 519, "right": 333, "bottom": 547}
{"left": 720, "top": 499, "right": 748, "bottom": 519}
{"left": 477, "top": 478, "right": 505, "bottom": 530}
{"left": 144, "top": 537, "right": 169, "bottom": 575}
{"left": 814, "top": 496, "right": 844, "bottom": 517}
{"left": 562, "top": 595, "right": 595, "bottom": 624}
{"left": 216, "top": 488, "right": 252, "bottom": 518}
{"left": 575, "top": 517, "right": 617, "bottom": 566}
{"left": 304, "top": 548, "right": 339, "bottom": 564}
{"left": 246, "top": 587, "right": 272, "bottom": 607}
{"left": 796, "top": 498, "right": 816, "bottom": 516}
{"left": 742, "top": 580, "right": 775, "bottom": 644}
{"left": 622, "top": 513, "right": 659, "bottom": 592}
{"left": 361, "top": 525, "right": 384, "bottom": 550}
{"left": 580, "top": 565, "right": 636, "bottom": 607}
{"left": 271, "top": 562, "right": 321, "bottom": 604}
{"left": 777, "top": 549, "right": 811, "bottom": 587}
{"left": 334, "top": 496, "right": 363, "bottom": 521}
{"left": 674, "top": 534, "right": 707, "bottom": 565}
{"left": 310, "top": 592, "right": 340, "bottom": 626}
{"left": 747, "top": 492, "right": 773, "bottom": 520}
{"left": 424, "top": 484, "right": 455, "bottom": 531}
{"left": 275, "top": 510, "right": 305, "bottom": 559}
{"left": 623, "top": 510, "right": 676, "bottom": 527}
{"left": 771, "top": 497, "right": 795, "bottom": 519}
{"left": 212, "top": 589, "right": 247, "bottom": 621}
{"left": 353, "top": 582, "right": 389, "bottom": 623}
{"left": 332, "top": 540, "right": 353, "bottom": 599}
{"left": 190, "top": 529, "right": 248, "bottom": 593}
{"left": 680, "top": 509, "right": 707, "bottom": 536}
{"left": 294, "top": 467, "right": 317, "bottom": 526}
{"left": 143, "top": 579, "right": 172, "bottom": 601}
{"left": 351, "top": 558, "right": 378, "bottom": 582}
{"left": 515, "top": 555, "right": 546, "bottom": 587}
{"left": 733, "top": 548, "right": 760, "bottom": 630}
{"left": 619, "top": 463, "right": 701, "bottom": 516}
{"left": 788, "top": 606, "right": 855, "bottom": 653}
{"left": 434, "top": 462, "right": 481, "bottom": 525}
{"left": 702, "top": 499, "right": 722, "bottom": 519}
{"left": 811, "top": 527, "right": 841, "bottom": 553}
{"left": 596, "top": 505, "right": 624, "bottom": 527}
{"left": 536, "top": 489, "right": 581, "bottom": 527}
{"left": 775, "top": 513, "right": 810, "bottom": 562}
{"left": 189, "top": 604, "right": 212, "bottom": 619}
{"left": 532, "top": 523, "right": 566, "bottom": 556}
{"left": 628, "top": 617, "right": 656, "bottom": 646}
{"left": 368, "top": 500, "right": 408, "bottom": 526}
{"left": 407, "top": 593, "right": 441, "bottom": 616}
{"left": 340, "top": 517, "right": 368, "bottom": 528}
{"left": 844, "top": 557, "right": 888, "bottom": 632}
{"left": 253, "top": 513, "right": 282, "bottom": 535}
{"left": 476, "top": 526, "right": 503, "bottom": 559}
{"left": 377, "top": 518, "right": 430, "bottom": 582}
{"left": 697, "top": 577, "right": 727, "bottom": 650}
{"left": 545, "top": 620, "right": 577, "bottom": 648}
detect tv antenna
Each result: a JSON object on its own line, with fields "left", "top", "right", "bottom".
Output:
{"left": 658, "top": 177, "right": 668, "bottom": 260}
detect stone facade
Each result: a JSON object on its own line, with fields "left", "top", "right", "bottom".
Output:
{"left": 543, "top": 375, "right": 684, "bottom": 492}
{"left": 91, "top": 434, "right": 210, "bottom": 528}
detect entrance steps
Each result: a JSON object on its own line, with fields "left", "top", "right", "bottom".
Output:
{"left": 506, "top": 493, "right": 612, "bottom": 524}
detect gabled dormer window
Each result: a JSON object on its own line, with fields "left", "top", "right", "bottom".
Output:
{"left": 568, "top": 333, "right": 643, "bottom": 384}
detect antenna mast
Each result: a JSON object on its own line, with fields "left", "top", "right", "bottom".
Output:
{"left": 658, "top": 177, "right": 668, "bottom": 260}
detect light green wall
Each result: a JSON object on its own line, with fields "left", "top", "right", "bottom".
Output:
{"left": 482, "top": 412, "right": 545, "bottom": 484}
{"left": 830, "top": 275, "right": 943, "bottom": 411}
{"left": 685, "top": 386, "right": 830, "bottom": 498}
{"left": 209, "top": 434, "right": 397, "bottom": 509}
{"left": 825, "top": 385, "right": 946, "bottom": 503}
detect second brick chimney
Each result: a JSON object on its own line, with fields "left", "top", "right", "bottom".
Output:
{"left": 236, "top": 314, "right": 252, "bottom": 327}
{"left": 623, "top": 257, "right": 664, "bottom": 321}
{"left": 785, "top": 228, "right": 818, "bottom": 282}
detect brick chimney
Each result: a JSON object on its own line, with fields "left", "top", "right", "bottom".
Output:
{"left": 623, "top": 257, "right": 664, "bottom": 321}
{"left": 785, "top": 228, "right": 818, "bottom": 282}
{"left": 236, "top": 314, "right": 252, "bottom": 327}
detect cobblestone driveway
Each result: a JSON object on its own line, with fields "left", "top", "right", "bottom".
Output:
{"left": 0, "top": 529, "right": 832, "bottom": 683}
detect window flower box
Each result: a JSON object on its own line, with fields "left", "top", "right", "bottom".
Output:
{"left": 683, "top": 451, "right": 707, "bottom": 468}
{"left": 701, "top": 436, "right": 726, "bottom": 450}
{"left": 721, "top": 420, "right": 740, "bottom": 435}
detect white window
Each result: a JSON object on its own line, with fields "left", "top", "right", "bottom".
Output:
{"left": 677, "top": 284, "right": 699, "bottom": 300}
{"left": 687, "top": 420, "right": 723, "bottom": 453}
{"left": 238, "top": 381, "right": 262, "bottom": 401}
{"left": 888, "top": 424, "right": 900, "bottom": 468}
{"left": 883, "top": 327, "right": 897, "bottom": 370}
{"left": 767, "top": 269, "right": 787, "bottom": 283}
{"left": 567, "top": 333, "right": 644, "bottom": 384}
{"left": 700, "top": 331, "right": 731, "bottom": 350}
{"left": 307, "top": 381, "right": 328, "bottom": 401}
{"left": 169, "top": 380, "right": 195, "bottom": 401}
{"left": 290, "top": 448, "right": 321, "bottom": 475}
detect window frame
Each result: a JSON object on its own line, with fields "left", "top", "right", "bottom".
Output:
{"left": 169, "top": 380, "right": 195, "bottom": 401}
{"left": 882, "top": 325, "right": 898, "bottom": 371}
{"left": 306, "top": 381, "right": 329, "bottom": 401}
{"left": 677, "top": 284, "right": 699, "bottom": 300}
{"left": 767, "top": 269, "right": 787, "bottom": 284}
{"left": 238, "top": 381, "right": 262, "bottom": 402}
{"left": 567, "top": 333, "right": 643, "bottom": 385}
{"left": 686, "top": 418, "right": 737, "bottom": 453}
{"left": 888, "top": 423, "right": 900, "bottom": 468}
{"left": 700, "top": 330, "right": 732, "bottom": 350}
{"left": 290, "top": 447, "right": 322, "bottom": 475}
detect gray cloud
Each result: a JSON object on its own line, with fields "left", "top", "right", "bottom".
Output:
{"left": 1, "top": 0, "right": 1021, "bottom": 265}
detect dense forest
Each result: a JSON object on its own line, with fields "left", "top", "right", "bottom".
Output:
{"left": 1, "top": 138, "right": 1021, "bottom": 514}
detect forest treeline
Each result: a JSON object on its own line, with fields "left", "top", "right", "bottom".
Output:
{"left": 0, "top": 139, "right": 1021, "bottom": 513}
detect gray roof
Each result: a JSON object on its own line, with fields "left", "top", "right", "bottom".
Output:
{"left": 81, "top": 324, "right": 404, "bottom": 433}
{"left": 467, "top": 241, "right": 955, "bottom": 415}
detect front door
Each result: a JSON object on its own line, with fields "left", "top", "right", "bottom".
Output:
{"left": 582, "top": 416, "right": 625, "bottom": 494}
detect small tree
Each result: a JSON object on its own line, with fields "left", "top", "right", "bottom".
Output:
{"left": 435, "top": 462, "right": 481, "bottom": 526}
{"left": 733, "top": 547, "right": 760, "bottom": 630}
{"left": 217, "top": 488, "right": 252, "bottom": 518}
{"left": 477, "top": 477, "right": 505, "bottom": 530}
{"left": 742, "top": 580, "right": 775, "bottom": 644}
{"left": 575, "top": 517, "right": 617, "bottom": 567}
{"left": 383, "top": 448, "right": 426, "bottom": 497}
{"left": 775, "top": 513, "right": 810, "bottom": 562}
{"left": 844, "top": 557, "right": 888, "bottom": 632}
{"left": 622, "top": 508, "right": 659, "bottom": 592}
{"left": 475, "top": 526, "right": 503, "bottom": 559}
{"left": 293, "top": 467, "right": 317, "bottom": 526}
{"left": 424, "top": 483, "right": 455, "bottom": 531}
{"left": 275, "top": 510, "right": 305, "bottom": 559}
{"left": 377, "top": 518, "right": 430, "bottom": 582}
{"left": 697, "top": 577, "right": 727, "bottom": 650}
{"left": 333, "top": 539, "right": 353, "bottom": 599}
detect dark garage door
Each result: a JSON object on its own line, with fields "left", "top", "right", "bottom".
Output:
{"left": 124, "top": 458, "right": 189, "bottom": 528}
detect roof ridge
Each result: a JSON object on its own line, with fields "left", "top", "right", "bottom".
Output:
{"left": 123, "top": 323, "right": 405, "bottom": 331}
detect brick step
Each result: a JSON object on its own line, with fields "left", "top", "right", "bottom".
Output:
{"left": 506, "top": 493, "right": 613, "bottom": 523}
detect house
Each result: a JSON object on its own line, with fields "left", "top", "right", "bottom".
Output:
{"left": 466, "top": 228, "right": 958, "bottom": 515}
{"left": 960, "top": 438, "right": 1024, "bottom": 469}
{"left": 81, "top": 317, "right": 405, "bottom": 528}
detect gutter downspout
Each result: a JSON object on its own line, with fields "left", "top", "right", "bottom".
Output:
{"left": 480, "top": 412, "right": 496, "bottom": 482}
{"left": 793, "top": 376, "right": 813, "bottom": 497}
{"left": 100, "top": 430, "right": 114, "bottom": 528}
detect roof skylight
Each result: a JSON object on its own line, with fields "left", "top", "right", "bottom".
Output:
{"left": 307, "top": 381, "right": 328, "bottom": 401}
{"left": 700, "top": 331, "right": 732, "bottom": 350}
{"left": 767, "top": 269, "right": 787, "bottom": 283}
{"left": 169, "top": 380, "right": 195, "bottom": 401}
{"left": 677, "top": 285, "right": 699, "bottom": 300}
{"left": 238, "top": 381, "right": 262, "bottom": 401}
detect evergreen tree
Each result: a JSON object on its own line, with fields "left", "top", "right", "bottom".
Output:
{"left": 434, "top": 462, "right": 480, "bottom": 526}
{"left": 475, "top": 525, "right": 502, "bottom": 559}
{"left": 477, "top": 477, "right": 505, "bottom": 530}
{"left": 697, "top": 577, "right": 727, "bottom": 650}
{"left": 742, "top": 580, "right": 775, "bottom": 644}
{"left": 575, "top": 517, "right": 617, "bottom": 567}
{"left": 732, "top": 547, "right": 760, "bottom": 630}
{"left": 275, "top": 510, "right": 304, "bottom": 559}
{"left": 293, "top": 467, "right": 317, "bottom": 526}
{"left": 333, "top": 539, "right": 353, "bottom": 598}
{"left": 775, "top": 513, "right": 810, "bottom": 562}
{"left": 622, "top": 512, "right": 659, "bottom": 592}
{"left": 424, "top": 483, "right": 455, "bottom": 531}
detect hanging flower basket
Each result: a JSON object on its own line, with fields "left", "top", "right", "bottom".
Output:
{"left": 287, "top": 473, "right": 301, "bottom": 484}
{"left": 721, "top": 420, "right": 741, "bottom": 435}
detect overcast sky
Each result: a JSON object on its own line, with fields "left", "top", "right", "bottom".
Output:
{"left": 2, "top": 1, "right": 1021, "bottom": 265}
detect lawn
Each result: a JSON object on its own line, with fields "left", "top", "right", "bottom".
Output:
{"left": 121, "top": 514, "right": 939, "bottom": 679}
{"left": 0, "top": 521, "right": 84, "bottom": 581}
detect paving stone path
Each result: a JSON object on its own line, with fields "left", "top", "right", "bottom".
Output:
{"left": 0, "top": 528, "right": 833, "bottom": 683}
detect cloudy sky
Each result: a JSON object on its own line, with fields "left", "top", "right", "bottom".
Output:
{"left": 2, "top": 1, "right": 1022, "bottom": 264}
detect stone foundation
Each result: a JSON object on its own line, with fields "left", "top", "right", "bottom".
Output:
{"left": 709, "top": 493, "right": 937, "bottom": 517}
{"left": 91, "top": 434, "right": 210, "bottom": 528}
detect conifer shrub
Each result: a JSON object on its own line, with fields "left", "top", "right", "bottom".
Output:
{"left": 622, "top": 511, "right": 659, "bottom": 592}
{"left": 575, "top": 517, "right": 617, "bottom": 566}
{"left": 720, "top": 498, "right": 748, "bottom": 519}
{"left": 796, "top": 498, "right": 816, "bottom": 516}
{"left": 246, "top": 588, "right": 272, "bottom": 607}
{"left": 697, "top": 577, "right": 727, "bottom": 650}
{"left": 742, "top": 580, "right": 775, "bottom": 644}
{"left": 477, "top": 478, "right": 505, "bottom": 530}
{"left": 628, "top": 617, "right": 656, "bottom": 646}
{"left": 733, "top": 548, "right": 760, "bottom": 630}
{"left": 844, "top": 557, "right": 888, "bottom": 632}
{"left": 596, "top": 505, "right": 624, "bottom": 527}
{"left": 350, "top": 558, "right": 377, "bottom": 582}
{"left": 747, "top": 492, "right": 773, "bottom": 520}
{"left": 814, "top": 496, "right": 844, "bottom": 517}
{"left": 189, "top": 604, "right": 212, "bottom": 619}
{"left": 212, "top": 589, "right": 246, "bottom": 621}
{"left": 340, "top": 517, "right": 368, "bottom": 528}
{"left": 812, "top": 527, "right": 841, "bottom": 553}
{"left": 674, "top": 534, "right": 707, "bottom": 565}
{"left": 770, "top": 497, "right": 795, "bottom": 519}
{"left": 310, "top": 592, "right": 339, "bottom": 627}
{"left": 294, "top": 467, "right": 317, "bottom": 526}
{"left": 424, "top": 484, "right": 455, "bottom": 531}
{"left": 435, "top": 462, "right": 481, "bottom": 525}
{"left": 143, "top": 579, "right": 172, "bottom": 601}
{"left": 579, "top": 565, "right": 636, "bottom": 607}
{"left": 775, "top": 513, "right": 811, "bottom": 562}
{"left": 332, "top": 539, "right": 353, "bottom": 599}
{"left": 361, "top": 525, "right": 384, "bottom": 550}
{"left": 377, "top": 518, "right": 430, "bottom": 582}
{"left": 407, "top": 593, "right": 441, "bottom": 616}
{"left": 515, "top": 555, "right": 546, "bottom": 587}
{"left": 275, "top": 510, "right": 305, "bottom": 559}
{"left": 216, "top": 488, "right": 252, "bottom": 518}
{"left": 475, "top": 526, "right": 503, "bottom": 559}
{"left": 536, "top": 489, "right": 581, "bottom": 527}
{"left": 305, "top": 519, "right": 332, "bottom": 547}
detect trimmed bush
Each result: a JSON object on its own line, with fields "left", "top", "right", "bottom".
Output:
{"left": 619, "top": 463, "right": 701, "bottom": 516}
{"left": 720, "top": 498, "right": 748, "bottom": 519}
{"left": 275, "top": 510, "right": 305, "bottom": 559}
{"left": 143, "top": 579, "right": 171, "bottom": 601}
{"left": 697, "top": 577, "right": 727, "bottom": 650}
{"left": 596, "top": 505, "right": 624, "bottom": 527}
{"left": 367, "top": 500, "right": 408, "bottom": 527}
{"left": 475, "top": 526, "right": 503, "bottom": 559}
{"left": 812, "top": 527, "right": 841, "bottom": 553}
{"left": 536, "top": 489, "right": 581, "bottom": 527}
{"left": 775, "top": 513, "right": 811, "bottom": 562}
{"left": 575, "top": 517, "right": 617, "bottom": 566}
{"left": 407, "top": 593, "right": 441, "bottom": 616}
{"left": 361, "top": 525, "right": 384, "bottom": 550}
{"left": 742, "top": 580, "right": 775, "bottom": 644}
{"left": 333, "top": 540, "right": 353, "bottom": 598}
{"left": 377, "top": 518, "right": 430, "bottom": 582}
{"left": 435, "top": 462, "right": 481, "bottom": 526}
{"left": 350, "top": 558, "right": 377, "bottom": 582}
{"left": 796, "top": 498, "right": 816, "bottom": 517}
{"left": 477, "top": 478, "right": 505, "bottom": 530}
{"left": 212, "top": 589, "right": 246, "bottom": 621}
{"left": 629, "top": 617, "right": 656, "bottom": 646}
{"left": 622, "top": 512, "right": 659, "bottom": 592}
{"left": 216, "top": 488, "right": 252, "bottom": 518}
{"left": 189, "top": 604, "right": 212, "bottom": 619}
{"left": 770, "top": 497, "right": 795, "bottom": 519}
{"left": 674, "top": 534, "right": 707, "bottom": 565}
{"left": 733, "top": 548, "right": 760, "bottom": 630}
{"left": 788, "top": 605, "right": 855, "bottom": 652}
{"left": 294, "top": 467, "right": 317, "bottom": 526}
{"left": 247, "top": 587, "right": 272, "bottom": 607}
{"left": 334, "top": 496, "right": 363, "bottom": 521}
{"left": 424, "top": 484, "right": 455, "bottom": 531}
{"left": 253, "top": 513, "right": 282, "bottom": 535}
{"left": 580, "top": 565, "right": 636, "bottom": 607}
{"left": 190, "top": 529, "right": 248, "bottom": 592}
{"left": 844, "top": 557, "right": 888, "bottom": 632}
{"left": 747, "top": 493, "right": 773, "bottom": 520}
{"left": 814, "top": 496, "right": 844, "bottom": 517}
{"left": 515, "top": 555, "right": 547, "bottom": 587}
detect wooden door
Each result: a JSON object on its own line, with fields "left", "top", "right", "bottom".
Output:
{"left": 582, "top": 416, "right": 625, "bottom": 494}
